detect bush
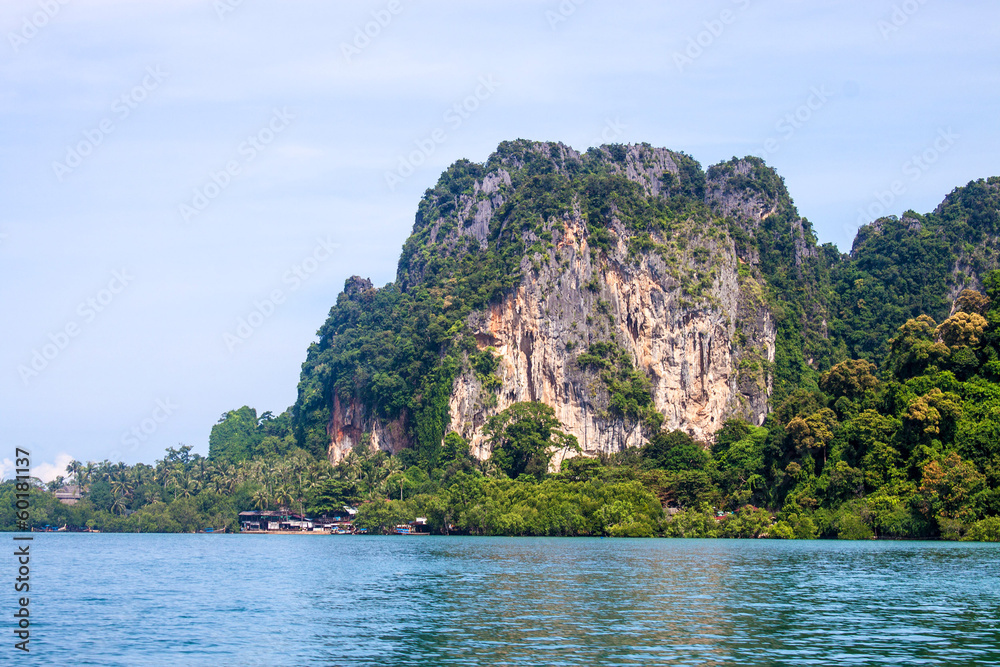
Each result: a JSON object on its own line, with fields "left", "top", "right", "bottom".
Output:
{"left": 720, "top": 506, "right": 773, "bottom": 538}
{"left": 769, "top": 521, "right": 795, "bottom": 539}
{"left": 962, "top": 516, "right": 1000, "bottom": 542}
{"left": 663, "top": 508, "right": 719, "bottom": 538}
{"left": 835, "top": 511, "right": 873, "bottom": 540}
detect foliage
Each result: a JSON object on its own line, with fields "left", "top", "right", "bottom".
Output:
{"left": 484, "top": 402, "right": 579, "bottom": 479}
{"left": 12, "top": 275, "right": 1000, "bottom": 540}
{"left": 831, "top": 177, "right": 1000, "bottom": 363}
{"left": 708, "top": 156, "right": 839, "bottom": 402}
{"left": 578, "top": 342, "right": 663, "bottom": 431}
{"left": 293, "top": 141, "right": 719, "bottom": 467}
{"left": 209, "top": 407, "right": 295, "bottom": 462}
{"left": 962, "top": 516, "right": 1000, "bottom": 542}
{"left": 642, "top": 430, "right": 709, "bottom": 472}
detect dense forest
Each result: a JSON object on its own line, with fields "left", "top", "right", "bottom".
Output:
{"left": 6, "top": 143, "right": 1000, "bottom": 541}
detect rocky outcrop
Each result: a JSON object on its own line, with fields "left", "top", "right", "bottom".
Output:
{"left": 445, "top": 208, "right": 774, "bottom": 462}
{"left": 323, "top": 142, "right": 778, "bottom": 464}
{"left": 326, "top": 394, "right": 409, "bottom": 462}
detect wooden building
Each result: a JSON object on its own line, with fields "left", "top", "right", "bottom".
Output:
{"left": 238, "top": 510, "right": 315, "bottom": 532}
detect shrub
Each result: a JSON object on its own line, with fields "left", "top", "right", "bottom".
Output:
{"left": 962, "top": 516, "right": 1000, "bottom": 542}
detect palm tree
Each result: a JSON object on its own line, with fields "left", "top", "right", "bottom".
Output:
{"left": 274, "top": 485, "right": 293, "bottom": 509}
{"left": 175, "top": 477, "right": 200, "bottom": 499}
{"left": 110, "top": 461, "right": 128, "bottom": 483}
{"left": 78, "top": 462, "right": 95, "bottom": 490}
{"left": 111, "top": 478, "right": 134, "bottom": 502}
{"left": 66, "top": 460, "right": 82, "bottom": 487}
{"left": 131, "top": 464, "right": 152, "bottom": 487}
{"left": 212, "top": 466, "right": 233, "bottom": 494}
{"left": 153, "top": 463, "right": 172, "bottom": 491}
{"left": 252, "top": 488, "right": 270, "bottom": 510}
{"left": 168, "top": 466, "right": 187, "bottom": 495}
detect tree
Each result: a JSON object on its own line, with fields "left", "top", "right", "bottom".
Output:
{"left": 665, "top": 470, "right": 719, "bottom": 509}
{"left": 306, "top": 479, "right": 360, "bottom": 515}
{"left": 820, "top": 359, "right": 879, "bottom": 401}
{"left": 712, "top": 419, "right": 752, "bottom": 457}
{"left": 885, "top": 316, "right": 950, "bottom": 379}
{"left": 902, "top": 388, "right": 963, "bottom": 449}
{"left": 66, "top": 460, "right": 83, "bottom": 487}
{"left": 252, "top": 488, "right": 271, "bottom": 511}
{"left": 861, "top": 440, "right": 905, "bottom": 492}
{"left": 936, "top": 311, "right": 988, "bottom": 348}
{"left": 111, "top": 494, "right": 128, "bottom": 516}
{"left": 110, "top": 478, "right": 134, "bottom": 509}
{"left": 559, "top": 456, "right": 604, "bottom": 481}
{"left": 87, "top": 481, "right": 114, "bottom": 513}
{"left": 209, "top": 407, "right": 262, "bottom": 461}
{"left": 354, "top": 498, "right": 411, "bottom": 534}
{"left": 714, "top": 425, "right": 768, "bottom": 507}
{"left": 786, "top": 408, "right": 838, "bottom": 468}
{"left": 484, "top": 402, "right": 578, "bottom": 479}
{"left": 643, "top": 430, "right": 709, "bottom": 472}
{"left": 953, "top": 289, "right": 990, "bottom": 316}
{"left": 441, "top": 432, "right": 473, "bottom": 467}
{"left": 919, "top": 452, "right": 985, "bottom": 522}
{"left": 274, "top": 485, "right": 294, "bottom": 509}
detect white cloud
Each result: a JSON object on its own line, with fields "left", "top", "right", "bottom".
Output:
{"left": 0, "top": 459, "right": 15, "bottom": 483}
{"left": 30, "top": 453, "right": 75, "bottom": 483}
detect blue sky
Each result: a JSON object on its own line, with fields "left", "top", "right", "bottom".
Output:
{"left": 2, "top": 0, "right": 998, "bottom": 480}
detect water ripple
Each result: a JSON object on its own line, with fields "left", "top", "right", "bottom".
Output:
{"left": 16, "top": 535, "right": 1000, "bottom": 666}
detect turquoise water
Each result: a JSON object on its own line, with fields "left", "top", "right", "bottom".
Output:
{"left": 13, "top": 535, "right": 1000, "bottom": 665}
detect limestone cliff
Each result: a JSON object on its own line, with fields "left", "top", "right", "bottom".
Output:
{"left": 446, "top": 186, "right": 775, "bottom": 462}
{"left": 300, "top": 141, "right": 779, "bottom": 464}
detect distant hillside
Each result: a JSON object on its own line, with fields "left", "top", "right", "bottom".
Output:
{"left": 832, "top": 177, "right": 1000, "bottom": 360}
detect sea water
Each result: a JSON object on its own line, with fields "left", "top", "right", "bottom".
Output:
{"left": 12, "top": 534, "right": 1000, "bottom": 665}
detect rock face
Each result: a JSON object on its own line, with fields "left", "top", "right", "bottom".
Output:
{"left": 447, "top": 211, "right": 775, "bottom": 463}
{"left": 326, "top": 394, "right": 409, "bottom": 463}
{"left": 320, "top": 142, "right": 777, "bottom": 464}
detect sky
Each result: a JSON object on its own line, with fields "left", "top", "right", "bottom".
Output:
{"left": 2, "top": 0, "right": 998, "bottom": 482}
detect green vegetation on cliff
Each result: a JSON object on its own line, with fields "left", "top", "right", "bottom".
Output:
{"left": 708, "top": 156, "right": 840, "bottom": 401}
{"left": 832, "top": 177, "right": 1000, "bottom": 362}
